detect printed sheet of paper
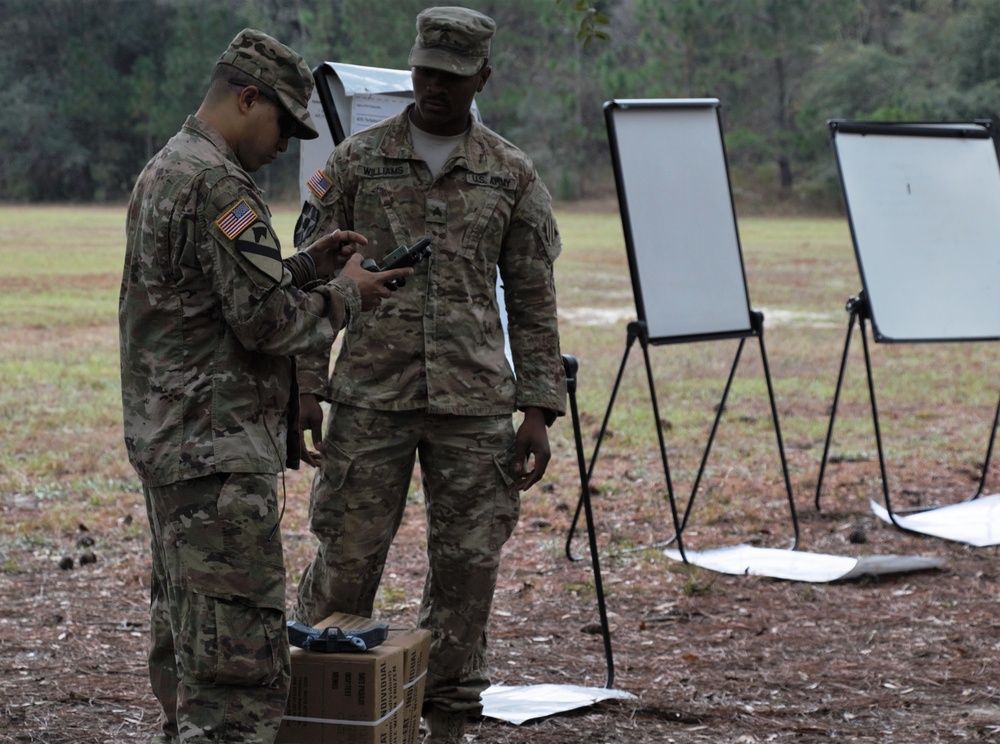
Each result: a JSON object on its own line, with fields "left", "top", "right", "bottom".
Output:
{"left": 350, "top": 93, "right": 410, "bottom": 135}
{"left": 481, "top": 684, "right": 636, "bottom": 725}
{"left": 664, "top": 544, "right": 944, "bottom": 582}
{"left": 870, "top": 493, "right": 1000, "bottom": 546}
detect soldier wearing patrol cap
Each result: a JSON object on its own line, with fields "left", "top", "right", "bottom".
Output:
{"left": 292, "top": 7, "right": 567, "bottom": 744}
{"left": 216, "top": 27, "right": 320, "bottom": 142}
{"left": 407, "top": 4, "right": 495, "bottom": 75}
{"left": 120, "top": 28, "right": 410, "bottom": 743}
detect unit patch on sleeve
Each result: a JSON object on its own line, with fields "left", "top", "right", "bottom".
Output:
{"left": 294, "top": 202, "right": 320, "bottom": 247}
{"left": 213, "top": 198, "right": 283, "bottom": 283}
{"left": 235, "top": 221, "right": 283, "bottom": 283}
{"left": 306, "top": 169, "right": 332, "bottom": 199}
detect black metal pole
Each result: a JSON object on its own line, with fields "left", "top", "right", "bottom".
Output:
{"left": 562, "top": 354, "right": 615, "bottom": 688}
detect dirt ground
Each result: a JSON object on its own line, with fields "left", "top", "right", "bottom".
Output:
{"left": 2, "top": 421, "right": 998, "bottom": 744}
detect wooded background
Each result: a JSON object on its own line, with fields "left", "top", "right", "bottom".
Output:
{"left": 3, "top": 0, "right": 999, "bottom": 211}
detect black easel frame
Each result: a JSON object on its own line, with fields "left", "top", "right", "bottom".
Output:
{"left": 814, "top": 120, "right": 1000, "bottom": 524}
{"left": 813, "top": 292, "right": 1000, "bottom": 523}
{"left": 565, "top": 317, "right": 799, "bottom": 566}
{"left": 565, "top": 99, "right": 799, "bottom": 564}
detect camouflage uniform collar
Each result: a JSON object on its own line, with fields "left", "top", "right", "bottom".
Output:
{"left": 375, "top": 105, "right": 491, "bottom": 175}
{"left": 184, "top": 115, "right": 244, "bottom": 172}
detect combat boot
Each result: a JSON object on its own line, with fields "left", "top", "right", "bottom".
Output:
{"left": 423, "top": 706, "right": 466, "bottom": 743}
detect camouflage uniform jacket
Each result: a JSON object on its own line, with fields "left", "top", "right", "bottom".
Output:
{"left": 120, "top": 115, "right": 360, "bottom": 487}
{"left": 295, "top": 105, "right": 566, "bottom": 419}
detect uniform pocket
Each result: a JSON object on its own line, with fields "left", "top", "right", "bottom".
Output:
{"left": 180, "top": 591, "right": 286, "bottom": 687}
{"left": 170, "top": 473, "right": 285, "bottom": 611}
{"left": 488, "top": 444, "right": 520, "bottom": 552}
{"left": 317, "top": 438, "right": 355, "bottom": 491}
{"left": 175, "top": 543, "right": 286, "bottom": 611}
{"left": 308, "top": 437, "right": 357, "bottom": 555}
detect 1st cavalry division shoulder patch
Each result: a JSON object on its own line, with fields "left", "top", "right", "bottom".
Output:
{"left": 217, "top": 199, "right": 283, "bottom": 283}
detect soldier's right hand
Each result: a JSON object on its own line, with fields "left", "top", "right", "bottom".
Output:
{"left": 303, "top": 229, "right": 368, "bottom": 277}
{"left": 338, "top": 254, "right": 414, "bottom": 311}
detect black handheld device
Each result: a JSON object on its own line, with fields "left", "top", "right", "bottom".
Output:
{"left": 360, "top": 237, "right": 432, "bottom": 290}
{"left": 286, "top": 620, "right": 389, "bottom": 654}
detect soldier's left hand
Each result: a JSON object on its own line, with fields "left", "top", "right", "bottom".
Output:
{"left": 303, "top": 229, "right": 368, "bottom": 277}
{"left": 299, "top": 393, "right": 325, "bottom": 468}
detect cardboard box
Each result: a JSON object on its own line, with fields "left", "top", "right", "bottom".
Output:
{"left": 276, "top": 614, "right": 431, "bottom": 744}
{"left": 382, "top": 629, "right": 432, "bottom": 744}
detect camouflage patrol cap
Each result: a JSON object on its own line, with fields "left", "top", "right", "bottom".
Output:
{"left": 218, "top": 28, "right": 319, "bottom": 140}
{"left": 408, "top": 7, "right": 496, "bottom": 77}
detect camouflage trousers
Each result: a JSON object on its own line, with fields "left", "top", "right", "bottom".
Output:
{"left": 293, "top": 405, "right": 519, "bottom": 715}
{"left": 144, "top": 472, "right": 290, "bottom": 743}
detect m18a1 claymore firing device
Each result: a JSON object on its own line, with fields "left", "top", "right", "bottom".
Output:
{"left": 286, "top": 620, "right": 389, "bottom": 653}
{"left": 361, "top": 237, "right": 432, "bottom": 290}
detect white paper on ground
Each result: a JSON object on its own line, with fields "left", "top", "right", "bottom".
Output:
{"left": 663, "top": 544, "right": 944, "bottom": 582}
{"left": 870, "top": 493, "right": 1000, "bottom": 547}
{"left": 481, "top": 683, "right": 636, "bottom": 725}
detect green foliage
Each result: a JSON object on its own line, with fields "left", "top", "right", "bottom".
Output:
{"left": 4, "top": 1, "right": 1000, "bottom": 208}
{"left": 557, "top": 0, "right": 611, "bottom": 46}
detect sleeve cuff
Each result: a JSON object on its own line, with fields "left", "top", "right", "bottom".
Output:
{"left": 283, "top": 251, "right": 319, "bottom": 288}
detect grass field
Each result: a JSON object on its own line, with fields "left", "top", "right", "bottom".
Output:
{"left": 2, "top": 203, "right": 999, "bottom": 743}
{"left": 1, "top": 202, "right": 997, "bottom": 544}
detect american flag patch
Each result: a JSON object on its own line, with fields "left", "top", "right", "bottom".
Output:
{"left": 216, "top": 199, "right": 258, "bottom": 240}
{"left": 307, "top": 169, "right": 332, "bottom": 199}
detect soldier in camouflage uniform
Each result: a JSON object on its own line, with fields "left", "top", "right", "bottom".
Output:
{"left": 291, "top": 7, "right": 567, "bottom": 743}
{"left": 119, "top": 29, "right": 411, "bottom": 744}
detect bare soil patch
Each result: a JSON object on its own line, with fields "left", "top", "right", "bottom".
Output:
{"left": 2, "top": 434, "right": 998, "bottom": 743}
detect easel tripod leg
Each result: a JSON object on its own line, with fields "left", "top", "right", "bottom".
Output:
{"left": 971, "top": 393, "right": 1000, "bottom": 500}
{"left": 565, "top": 328, "right": 638, "bottom": 560}
{"left": 756, "top": 327, "right": 799, "bottom": 549}
{"left": 815, "top": 309, "right": 859, "bottom": 511}
{"left": 679, "top": 339, "right": 746, "bottom": 538}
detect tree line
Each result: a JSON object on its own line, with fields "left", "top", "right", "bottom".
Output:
{"left": 2, "top": 0, "right": 999, "bottom": 212}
